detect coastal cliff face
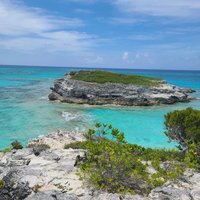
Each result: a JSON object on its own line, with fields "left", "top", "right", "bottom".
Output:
{"left": 49, "top": 71, "right": 195, "bottom": 106}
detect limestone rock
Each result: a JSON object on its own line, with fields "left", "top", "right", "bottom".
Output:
{"left": 25, "top": 190, "right": 78, "bottom": 200}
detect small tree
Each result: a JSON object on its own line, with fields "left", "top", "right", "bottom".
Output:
{"left": 164, "top": 107, "right": 200, "bottom": 166}
{"left": 77, "top": 123, "right": 185, "bottom": 194}
{"left": 11, "top": 140, "right": 23, "bottom": 150}
{"left": 165, "top": 107, "right": 200, "bottom": 148}
{"left": 81, "top": 123, "right": 150, "bottom": 194}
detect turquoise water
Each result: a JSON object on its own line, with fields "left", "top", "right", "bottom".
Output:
{"left": 0, "top": 66, "right": 200, "bottom": 149}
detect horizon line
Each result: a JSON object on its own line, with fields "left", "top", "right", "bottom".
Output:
{"left": 0, "top": 64, "right": 200, "bottom": 72}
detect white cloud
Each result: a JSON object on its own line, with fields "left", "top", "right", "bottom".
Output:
{"left": 75, "top": 8, "right": 93, "bottom": 14}
{"left": 129, "top": 34, "right": 159, "bottom": 41}
{"left": 0, "top": 31, "right": 95, "bottom": 52}
{"left": 110, "top": 17, "right": 145, "bottom": 24}
{"left": 122, "top": 51, "right": 129, "bottom": 61}
{"left": 122, "top": 51, "right": 150, "bottom": 64}
{"left": 0, "top": 0, "right": 95, "bottom": 53}
{"left": 135, "top": 52, "right": 149, "bottom": 59}
{"left": 115, "top": 0, "right": 200, "bottom": 18}
{"left": 85, "top": 55, "right": 103, "bottom": 64}
{"left": 0, "top": 0, "right": 83, "bottom": 36}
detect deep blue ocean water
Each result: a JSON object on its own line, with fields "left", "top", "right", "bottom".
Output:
{"left": 0, "top": 65, "right": 200, "bottom": 149}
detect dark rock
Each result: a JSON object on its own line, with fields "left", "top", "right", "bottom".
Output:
{"left": 149, "top": 187, "right": 191, "bottom": 200}
{"left": 0, "top": 169, "right": 31, "bottom": 200}
{"left": 74, "top": 153, "right": 87, "bottom": 167}
{"left": 40, "top": 151, "right": 60, "bottom": 162}
{"left": 25, "top": 190, "right": 79, "bottom": 200}
{"left": 30, "top": 145, "right": 50, "bottom": 156}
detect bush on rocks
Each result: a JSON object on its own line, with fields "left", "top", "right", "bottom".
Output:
{"left": 11, "top": 140, "right": 23, "bottom": 150}
{"left": 28, "top": 143, "right": 50, "bottom": 156}
{"left": 78, "top": 123, "right": 185, "bottom": 195}
{"left": 0, "top": 180, "right": 5, "bottom": 189}
{"left": 64, "top": 141, "right": 85, "bottom": 149}
{"left": 165, "top": 107, "right": 200, "bottom": 167}
{"left": 2, "top": 148, "right": 12, "bottom": 153}
{"left": 33, "top": 144, "right": 50, "bottom": 156}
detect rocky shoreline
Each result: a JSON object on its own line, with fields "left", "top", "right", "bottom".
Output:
{"left": 0, "top": 131, "right": 200, "bottom": 200}
{"left": 48, "top": 71, "right": 195, "bottom": 106}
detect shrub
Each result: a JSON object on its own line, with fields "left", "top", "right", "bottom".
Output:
{"left": 78, "top": 123, "right": 184, "bottom": 194}
{"left": 165, "top": 107, "right": 200, "bottom": 165}
{"left": 0, "top": 179, "right": 5, "bottom": 189}
{"left": 30, "top": 143, "right": 50, "bottom": 156}
{"left": 165, "top": 107, "right": 200, "bottom": 148}
{"left": 80, "top": 124, "right": 149, "bottom": 194}
{"left": 64, "top": 141, "right": 85, "bottom": 149}
{"left": 2, "top": 148, "right": 12, "bottom": 153}
{"left": 11, "top": 140, "right": 23, "bottom": 150}
{"left": 137, "top": 148, "right": 185, "bottom": 162}
{"left": 33, "top": 184, "right": 42, "bottom": 193}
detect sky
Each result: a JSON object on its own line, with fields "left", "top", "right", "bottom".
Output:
{"left": 0, "top": 0, "right": 200, "bottom": 70}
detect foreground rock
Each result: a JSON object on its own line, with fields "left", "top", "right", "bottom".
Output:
{"left": 49, "top": 71, "right": 195, "bottom": 106}
{"left": 0, "top": 131, "right": 200, "bottom": 200}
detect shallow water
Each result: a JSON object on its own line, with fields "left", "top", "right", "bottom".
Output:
{"left": 0, "top": 66, "right": 200, "bottom": 149}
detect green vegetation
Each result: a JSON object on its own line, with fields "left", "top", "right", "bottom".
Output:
{"left": 11, "top": 140, "right": 23, "bottom": 150}
{"left": 28, "top": 143, "right": 50, "bottom": 156}
{"left": 0, "top": 180, "right": 5, "bottom": 189}
{"left": 165, "top": 107, "right": 200, "bottom": 167}
{"left": 64, "top": 141, "right": 85, "bottom": 149}
{"left": 54, "top": 183, "right": 65, "bottom": 192}
{"left": 33, "top": 184, "right": 42, "bottom": 193}
{"left": 70, "top": 70, "right": 162, "bottom": 86}
{"left": 0, "top": 141, "right": 23, "bottom": 152}
{"left": 28, "top": 143, "right": 50, "bottom": 150}
{"left": 2, "top": 148, "right": 12, "bottom": 153}
{"left": 67, "top": 108, "right": 200, "bottom": 195}
{"left": 70, "top": 123, "right": 188, "bottom": 195}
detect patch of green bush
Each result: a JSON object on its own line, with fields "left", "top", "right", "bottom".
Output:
{"left": 130, "top": 146, "right": 185, "bottom": 162}
{"left": 78, "top": 123, "right": 185, "bottom": 195}
{"left": 28, "top": 143, "right": 50, "bottom": 156}
{"left": 0, "top": 179, "right": 5, "bottom": 189}
{"left": 11, "top": 140, "right": 23, "bottom": 150}
{"left": 64, "top": 141, "right": 86, "bottom": 149}
{"left": 33, "top": 184, "right": 42, "bottom": 193}
{"left": 2, "top": 148, "right": 12, "bottom": 153}
{"left": 165, "top": 107, "right": 200, "bottom": 167}
{"left": 70, "top": 70, "right": 162, "bottom": 86}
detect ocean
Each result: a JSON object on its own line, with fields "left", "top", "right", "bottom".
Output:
{"left": 0, "top": 65, "right": 200, "bottom": 149}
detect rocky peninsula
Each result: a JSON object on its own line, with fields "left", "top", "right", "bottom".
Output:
{"left": 0, "top": 131, "right": 200, "bottom": 200}
{"left": 49, "top": 70, "right": 195, "bottom": 106}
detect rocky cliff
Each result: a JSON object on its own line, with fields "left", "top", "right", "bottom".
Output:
{"left": 0, "top": 131, "right": 200, "bottom": 200}
{"left": 49, "top": 71, "right": 195, "bottom": 106}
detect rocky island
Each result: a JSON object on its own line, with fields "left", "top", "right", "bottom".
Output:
{"left": 49, "top": 70, "right": 195, "bottom": 106}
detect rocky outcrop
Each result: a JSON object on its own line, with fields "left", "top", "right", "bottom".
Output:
{"left": 48, "top": 72, "right": 195, "bottom": 106}
{"left": 0, "top": 131, "right": 200, "bottom": 200}
{"left": 0, "top": 169, "right": 31, "bottom": 200}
